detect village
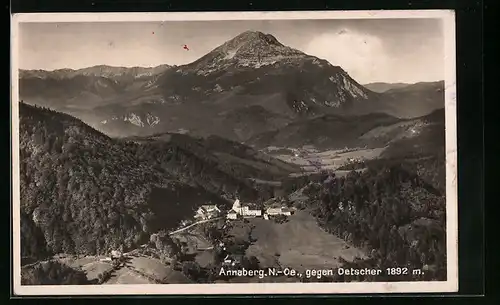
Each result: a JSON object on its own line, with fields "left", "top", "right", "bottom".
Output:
{"left": 191, "top": 198, "right": 298, "bottom": 268}
{"left": 193, "top": 198, "right": 296, "bottom": 221}
{"left": 96, "top": 198, "right": 297, "bottom": 267}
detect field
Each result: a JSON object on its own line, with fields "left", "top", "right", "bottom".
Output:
{"left": 42, "top": 253, "right": 192, "bottom": 284}
{"left": 105, "top": 267, "right": 157, "bottom": 284}
{"left": 228, "top": 211, "right": 365, "bottom": 272}
{"left": 269, "top": 147, "right": 386, "bottom": 173}
{"left": 103, "top": 255, "right": 192, "bottom": 284}
{"left": 55, "top": 255, "right": 114, "bottom": 282}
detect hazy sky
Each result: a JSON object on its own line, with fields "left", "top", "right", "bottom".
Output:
{"left": 18, "top": 18, "right": 444, "bottom": 84}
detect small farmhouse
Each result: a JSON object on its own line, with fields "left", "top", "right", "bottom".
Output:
{"left": 110, "top": 250, "right": 124, "bottom": 262}
{"left": 227, "top": 210, "right": 238, "bottom": 220}
{"left": 195, "top": 205, "right": 221, "bottom": 220}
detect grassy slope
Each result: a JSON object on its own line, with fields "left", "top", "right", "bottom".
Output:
{"left": 245, "top": 211, "right": 365, "bottom": 271}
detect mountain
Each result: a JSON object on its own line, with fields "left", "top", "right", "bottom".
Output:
{"left": 363, "top": 82, "right": 410, "bottom": 93}
{"left": 90, "top": 31, "right": 376, "bottom": 140}
{"left": 19, "top": 31, "right": 375, "bottom": 140}
{"left": 159, "top": 30, "right": 373, "bottom": 112}
{"left": 246, "top": 112, "right": 402, "bottom": 150}
{"left": 19, "top": 65, "right": 173, "bottom": 112}
{"left": 375, "top": 81, "right": 445, "bottom": 118}
{"left": 19, "top": 31, "right": 445, "bottom": 142}
{"left": 377, "top": 108, "right": 445, "bottom": 159}
{"left": 18, "top": 102, "right": 298, "bottom": 259}
{"left": 247, "top": 107, "right": 444, "bottom": 159}
{"left": 19, "top": 65, "right": 173, "bottom": 80}
{"left": 338, "top": 108, "right": 446, "bottom": 191}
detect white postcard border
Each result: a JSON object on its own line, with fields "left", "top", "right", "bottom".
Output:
{"left": 11, "top": 10, "right": 458, "bottom": 296}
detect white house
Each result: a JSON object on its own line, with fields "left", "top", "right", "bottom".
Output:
{"left": 265, "top": 207, "right": 294, "bottom": 216}
{"left": 241, "top": 206, "right": 262, "bottom": 216}
{"left": 100, "top": 257, "right": 113, "bottom": 262}
{"left": 231, "top": 199, "right": 262, "bottom": 217}
{"left": 266, "top": 207, "right": 282, "bottom": 215}
{"left": 227, "top": 210, "right": 238, "bottom": 220}
{"left": 195, "top": 205, "right": 221, "bottom": 220}
{"left": 110, "top": 250, "right": 123, "bottom": 261}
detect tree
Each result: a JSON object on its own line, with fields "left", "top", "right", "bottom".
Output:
{"left": 241, "top": 255, "right": 260, "bottom": 270}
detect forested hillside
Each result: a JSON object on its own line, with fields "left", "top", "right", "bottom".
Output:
{"left": 125, "top": 132, "right": 299, "bottom": 183}
{"left": 305, "top": 165, "right": 446, "bottom": 281}
{"left": 18, "top": 103, "right": 275, "bottom": 259}
{"left": 339, "top": 108, "right": 446, "bottom": 192}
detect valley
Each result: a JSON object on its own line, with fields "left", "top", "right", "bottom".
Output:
{"left": 264, "top": 146, "right": 386, "bottom": 173}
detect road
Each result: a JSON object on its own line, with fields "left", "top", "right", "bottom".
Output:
{"left": 168, "top": 217, "right": 222, "bottom": 235}
{"left": 23, "top": 216, "right": 222, "bottom": 270}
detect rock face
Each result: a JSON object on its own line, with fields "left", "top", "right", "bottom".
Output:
{"left": 169, "top": 30, "right": 372, "bottom": 111}
{"left": 89, "top": 31, "right": 375, "bottom": 139}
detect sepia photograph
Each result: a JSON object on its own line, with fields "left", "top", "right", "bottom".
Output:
{"left": 11, "top": 10, "right": 457, "bottom": 295}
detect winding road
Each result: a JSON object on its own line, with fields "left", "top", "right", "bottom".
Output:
{"left": 168, "top": 216, "right": 222, "bottom": 235}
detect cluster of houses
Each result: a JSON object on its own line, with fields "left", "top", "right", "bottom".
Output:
{"left": 194, "top": 199, "right": 294, "bottom": 221}
{"left": 346, "top": 157, "right": 364, "bottom": 164}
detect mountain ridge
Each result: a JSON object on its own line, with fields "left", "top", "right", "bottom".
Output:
{"left": 19, "top": 64, "right": 173, "bottom": 79}
{"left": 247, "top": 107, "right": 445, "bottom": 151}
{"left": 363, "top": 82, "right": 411, "bottom": 93}
{"left": 19, "top": 30, "right": 445, "bottom": 142}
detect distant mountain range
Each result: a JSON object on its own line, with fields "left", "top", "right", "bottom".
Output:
{"left": 369, "top": 81, "right": 445, "bottom": 118}
{"left": 18, "top": 30, "right": 445, "bottom": 145}
{"left": 363, "top": 82, "right": 411, "bottom": 93}
{"left": 19, "top": 64, "right": 173, "bottom": 80}
{"left": 247, "top": 108, "right": 445, "bottom": 152}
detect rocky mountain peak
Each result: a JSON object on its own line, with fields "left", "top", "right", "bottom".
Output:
{"left": 183, "top": 30, "right": 307, "bottom": 74}
{"left": 229, "top": 30, "right": 283, "bottom": 47}
{"left": 217, "top": 30, "right": 304, "bottom": 61}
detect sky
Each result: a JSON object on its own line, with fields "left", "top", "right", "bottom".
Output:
{"left": 18, "top": 18, "right": 445, "bottom": 84}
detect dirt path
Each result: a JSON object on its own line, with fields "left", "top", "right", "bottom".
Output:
{"left": 169, "top": 217, "right": 221, "bottom": 235}
{"left": 105, "top": 266, "right": 156, "bottom": 284}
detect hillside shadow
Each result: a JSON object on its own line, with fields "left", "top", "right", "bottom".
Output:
{"left": 148, "top": 186, "right": 229, "bottom": 233}
{"left": 179, "top": 253, "right": 198, "bottom": 262}
{"left": 121, "top": 256, "right": 133, "bottom": 268}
